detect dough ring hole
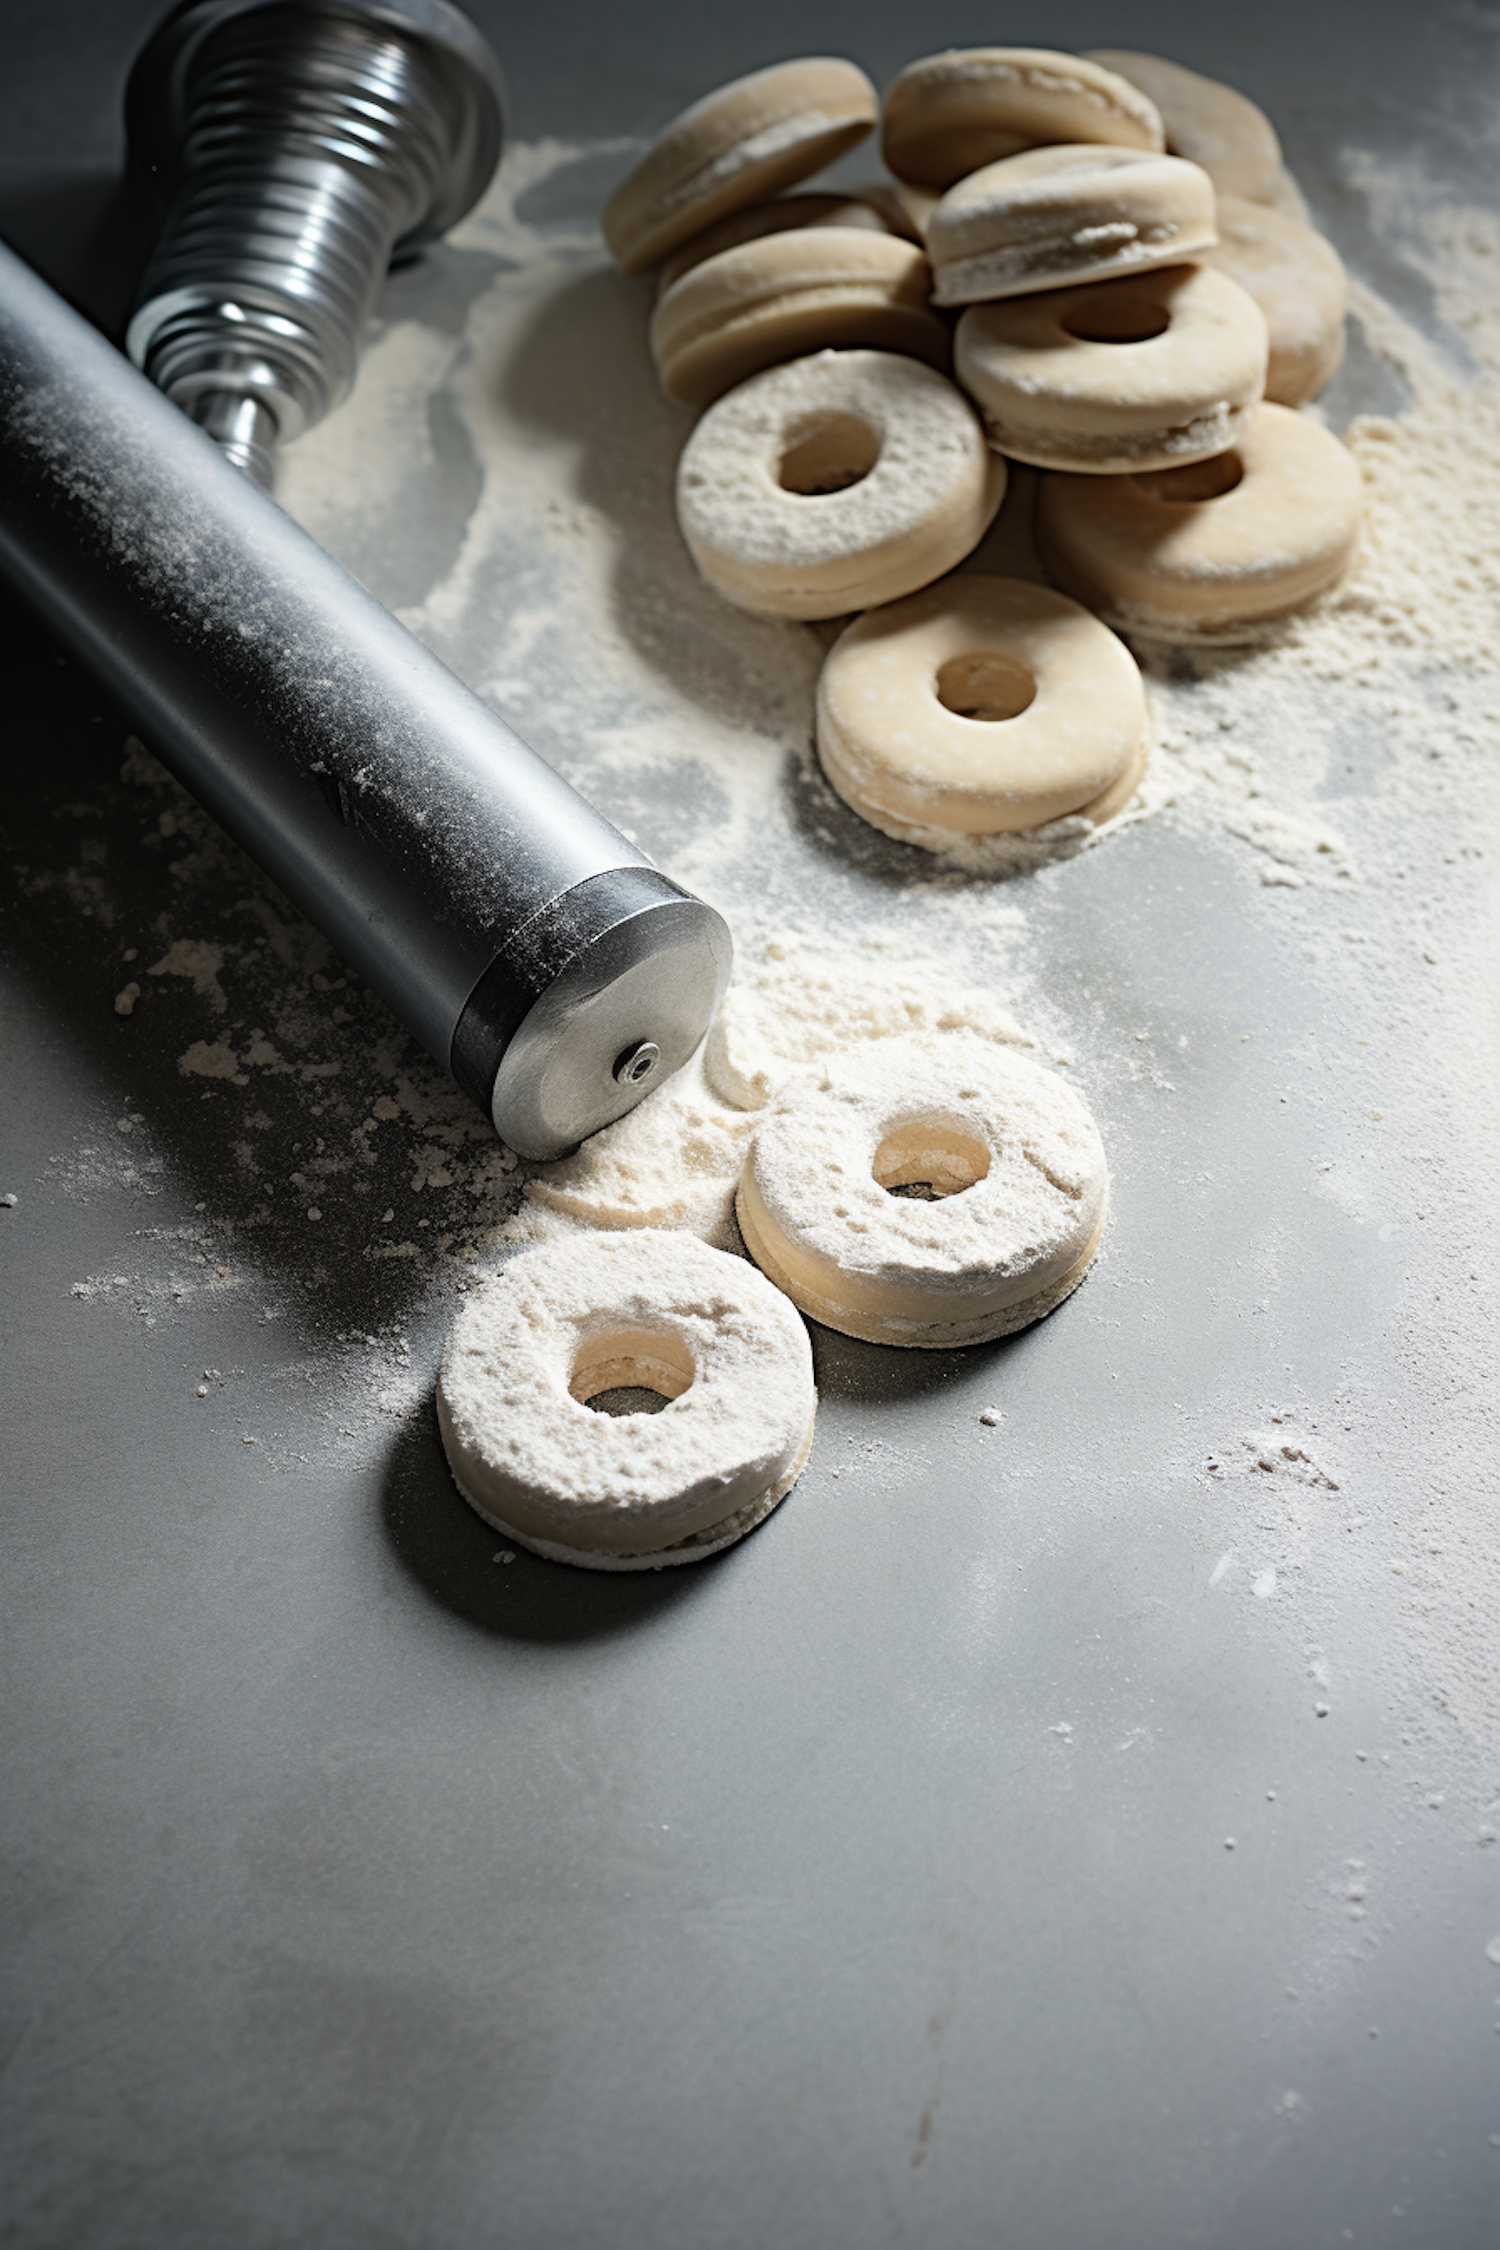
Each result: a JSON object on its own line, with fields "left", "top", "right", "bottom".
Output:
{"left": 778, "top": 411, "right": 883, "bottom": 496}
{"left": 571, "top": 1327, "right": 696, "bottom": 1416}
{"left": 873, "top": 1113, "right": 993, "bottom": 1202}
{"left": 1059, "top": 294, "right": 1171, "bottom": 345}
{"left": 934, "top": 650, "right": 1038, "bottom": 723}
{"left": 1132, "top": 451, "right": 1246, "bottom": 502}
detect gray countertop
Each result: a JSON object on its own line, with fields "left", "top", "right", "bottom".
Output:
{"left": 3, "top": 5, "right": 1499, "bottom": 2246}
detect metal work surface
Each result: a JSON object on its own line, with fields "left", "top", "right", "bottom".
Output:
{"left": 3, "top": 5, "right": 1498, "bottom": 2246}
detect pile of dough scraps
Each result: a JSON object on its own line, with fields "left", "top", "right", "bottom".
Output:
{"left": 598, "top": 44, "right": 1361, "bottom": 861}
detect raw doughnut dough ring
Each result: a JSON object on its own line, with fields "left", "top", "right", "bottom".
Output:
{"left": 651, "top": 229, "right": 949, "bottom": 409}
{"left": 1203, "top": 196, "right": 1347, "bottom": 406}
{"left": 927, "top": 145, "right": 1217, "bottom": 305}
{"left": 676, "top": 348, "right": 1006, "bottom": 620}
{"left": 436, "top": 1230, "right": 816, "bottom": 1570}
{"left": 602, "top": 58, "right": 878, "bottom": 275}
{"left": 656, "top": 191, "right": 902, "bottom": 291}
{"left": 882, "top": 47, "right": 1164, "bottom": 190}
{"left": 737, "top": 1032, "right": 1109, "bottom": 1348}
{"left": 954, "top": 263, "right": 1268, "bottom": 474}
{"left": 1035, "top": 401, "right": 1363, "bottom": 643}
{"left": 1083, "top": 50, "right": 1283, "bottom": 205}
{"left": 816, "top": 574, "right": 1149, "bottom": 846}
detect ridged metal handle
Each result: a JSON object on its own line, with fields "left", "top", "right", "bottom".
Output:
{"left": 126, "top": 0, "right": 502, "bottom": 485}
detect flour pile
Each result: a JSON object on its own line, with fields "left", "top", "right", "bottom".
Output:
{"left": 516, "top": 931, "right": 1033, "bottom": 1247}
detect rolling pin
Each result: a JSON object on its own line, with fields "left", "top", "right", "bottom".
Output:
{"left": 0, "top": 0, "right": 731, "bottom": 1159}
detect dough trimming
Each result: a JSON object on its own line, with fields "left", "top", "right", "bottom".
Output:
{"left": 954, "top": 262, "right": 1269, "bottom": 473}
{"left": 882, "top": 47, "right": 1164, "bottom": 188}
{"left": 603, "top": 57, "right": 879, "bottom": 274}
{"left": 816, "top": 574, "right": 1150, "bottom": 846}
{"left": 651, "top": 228, "right": 948, "bottom": 408}
{"left": 656, "top": 190, "right": 902, "bottom": 291}
{"left": 927, "top": 144, "right": 1217, "bottom": 305}
{"left": 1035, "top": 401, "right": 1364, "bottom": 641}
{"left": 1082, "top": 49, "right": 1284, "bottom": 204}
{"left": 1203, "top": 195, "right": 1347, "bottom": 406}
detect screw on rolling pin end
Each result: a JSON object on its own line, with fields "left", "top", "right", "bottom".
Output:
{"left": 187, "top": 390, "right": 278, "bottom": 488}
{"left": 614, "top": 1041, "right": 661, "bottom": 1089}
{"left": 125, "top": 0, "right": 504, "bottom": 485}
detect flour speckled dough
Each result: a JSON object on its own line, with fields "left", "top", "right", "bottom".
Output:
{"left": 882, "top": 47, "right": 1164, "bottom": 189}
{"left": 737, "top": 1032, "right": 1109, "bottom": 1347}
{"left": 955, "top": 262, "right": 1269, "bottom": 474}
{"left": 816, "top": 574, "right": 1150, "bottom": 847}
{"left": 1202, "top": 196, "right": 1348, "bottom": 405}
{"left": 651, "top": 228, "right": 949, "bottom": 408}
{"left": 437, "top": 1230, "right": 817, "bottom": 1569}
{"left": 656, "top": 191, "right": 901, "bottom": 291}
{"left": 1035, "top": 400, "right": 1364, "bottom": 643}
{"left": 602, "top": 57, "right": 879, "bottom": 274}
{"left": 1083, "top": 49, "right": 1284, "bottom": 205}
{"left": 927, "top": 144, "right": 1216, "bottom": 305}
{"left": 676, "top": 348, "right": 1006, "bottom": 618}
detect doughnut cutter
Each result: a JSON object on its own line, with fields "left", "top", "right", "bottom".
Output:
{"left": 0, "top": 0, "right": 731, "bottom": 1159}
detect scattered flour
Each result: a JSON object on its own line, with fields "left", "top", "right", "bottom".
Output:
{"left": 514, "top": 930, "right": 1035, "bottom": 1249}
{"left": 703, "top": 929, "right": 1032, "bottom": 1108}
{"left": 520, "top": 1042, "right": 754, "bottom": 1246}
{"left": 147, "top": 937, "right": 228, "bottom": 1012}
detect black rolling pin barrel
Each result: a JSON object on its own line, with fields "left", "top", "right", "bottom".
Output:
{"left": 0, "top": 208, "right": 730, "bottom": 1162}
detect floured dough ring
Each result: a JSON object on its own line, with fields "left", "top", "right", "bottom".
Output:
{"left": 437, "top": 1230, "right": 816, "bottom": 1570}
{"left": 676, "top": 348, "right": 1006, "bottom": 619}
{"left": 602, "top": 58, "right": 878, "bottom": 275}
{"left": 651, "top": 229, "right": 949, "bottom": 408}
{"left": 737, "top": 1032, "right": 1109, "bottom": 1348}
{"left": 1203, "top": 195, "right": 1347, "bottom": 406}
{"left": 1035, "top": 402, "right": 1364, "bottom": 643}
{"left": 1083, "top": 50, "right": 1283, "bottom": 205}
{"left": 927, "top": 144, "right": 1216, "bottom": 305}
{"left": 882, "top": 48, "right": 1164, "bottom": 190}
{"left": 656, "top": 192, "right": 902, "bottom": 291}
{"left": 954, "top": 263, "right": 1268, "bottom": 474}
{"left": 816, "top": 574, "right": 1149, "bottom": 846}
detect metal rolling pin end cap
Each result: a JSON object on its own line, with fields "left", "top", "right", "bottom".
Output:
{"left": 452, "top": 868, "right": 732, "bottom": 1163}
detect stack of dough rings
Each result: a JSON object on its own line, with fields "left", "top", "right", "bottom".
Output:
{"left": 595, "top": 41, "right": 1361, "bottom": 856}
